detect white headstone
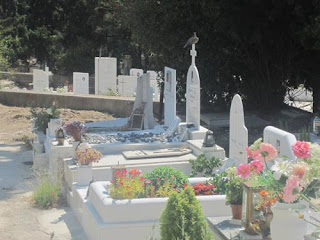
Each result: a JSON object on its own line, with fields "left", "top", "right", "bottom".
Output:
{"left": 263, "top": 126, "right": 297, "bottom": 160}
{"left": 73, "top": 72, "right": 89, "bottom": 94}
{"left": 164, "top": 67, "right": 177, "bottom": 127}
{"left": 95, "top": 57, "right": 117, "bottom": 95}
{"left": 132, "top": 73, "right": 156, "bottom": 129}
{"left": 147, "top": 70, "right": 159, "bottom": 100}
{"left": 186, "top": 44, "right": 200, "bottom": 129}
{"left": 130, "top": 68, "right": 143, "bottom": 78}
{"left": 229, "top": 94, "right": 248, "bottom": 166}
{"left": 33, "top": 69, "right": 49, "bottom": 91}
{"left": 117, "top": 75, "right": 136, "bottom": 97}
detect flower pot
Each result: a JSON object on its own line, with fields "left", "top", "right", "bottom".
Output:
{"left": 230, "top": 204, "right": 242, "bottom": 220}
{"left": 271, "top": 202, "right": 308, "bottom": 240}
{"left": 77, "top": 163, "right": 92, "bottom": 185}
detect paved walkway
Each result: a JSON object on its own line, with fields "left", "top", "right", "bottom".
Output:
{"left": 0, "top": 144, "right": 86, "bottom": 240}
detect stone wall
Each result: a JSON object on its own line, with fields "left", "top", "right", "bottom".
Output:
{"left": 0, "top": 90, "right": 161, "bottom": 117}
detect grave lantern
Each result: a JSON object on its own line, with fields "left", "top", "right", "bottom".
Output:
{"left": 202, "top": 130, "right": 215, "bottom": 147}
{"left": 55, "top": 127, "right": 65, "bottom": 146}
{"left": 242, "top": 182, "right": 263, "bottom": 235}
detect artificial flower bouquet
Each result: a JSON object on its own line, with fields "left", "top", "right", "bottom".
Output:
{"left": 241, "top": 138, "right": 320, "bottom": 206}
{"left": 76, "top": 147, "right": 102, "bottom": 165}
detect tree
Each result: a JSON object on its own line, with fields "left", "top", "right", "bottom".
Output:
{"left": 160, "top": 186, "right": 213, "bottom": 240}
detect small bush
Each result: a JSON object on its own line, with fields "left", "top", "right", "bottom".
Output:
{"left": 189, "top": 154, "right": 222, "bottom": 177}
{"left": 144, "top": 166, "right": 189, "bottom": 192}
{"left": 160, "top": 186, "right": 213, "bottom": 240}
{"left": 33, "top": 178, "right": 60, "bottom": 208}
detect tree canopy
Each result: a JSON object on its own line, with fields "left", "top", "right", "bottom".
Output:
{"left": 1, "top": 0, "right": 320, "bottom": 111}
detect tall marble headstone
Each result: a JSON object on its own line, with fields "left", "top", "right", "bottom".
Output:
{"left": 164, "top": 67, "right": 176, "bottom": 127}
{"left": 117, "top": 75, "right": 136, "bottom": 97}
{"left": 73, "top": 72, "right": 89, "bottom": 94}
{"left": 229, "top": 94, "right": 248, "bottom": 166}
{"left": 186, "top": 44, "right": 201, "bottom": 130}
{"left": 95, "top": 57, "right": 117, "bottom": 95}
{"left": 147, "top": 70, "right": 159, "bottom": 100}
{"left": 33, "top": 69, "right": 50, "bottom": 91}
{"left": 130, "top": 73, "right": 156, "bottom": 129}
{"left": 263, "top": 126, "right": 297, "bottom": 160}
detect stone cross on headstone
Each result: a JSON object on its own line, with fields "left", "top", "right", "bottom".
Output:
{"left": 190, "top": 44, "right": 197, "bottom": 66}
{"left": 186, "top": 44, "right": 201, "bottom": 130}
{"left": 229, "top": 94, "right": 248, "bottom": 166}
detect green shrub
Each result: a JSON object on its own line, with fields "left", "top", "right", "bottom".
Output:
{"left": 189, "top": 154, "right": 222, "bottom": 177}
{"left": 33, "top": 178, "right": 61, "bottom": 208}
{"left": 144, "top": 166, "right": 189, "bottom": 192}
{"left": 160, "top": 186, "right": 213, "bottom": 240}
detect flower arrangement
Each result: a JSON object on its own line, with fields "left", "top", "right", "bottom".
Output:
{"left": 193, "top": 183, "right": 216, "bottom": 195}
{"left": 76, "top": 147, "right": 102, "bottom": 165}
{"left": 109, "top": 169, "right": 146, "bottom": 199}
{"left": 242, "top": 139, "right": 320, "bottom": 206}
{"left": 63, "top": 121, "right": 84, "bottom": 142}
{"left": 109, "top": 167, "right": 194, "bottom": 199}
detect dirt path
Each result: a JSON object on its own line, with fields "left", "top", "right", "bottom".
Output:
{"left": 0, "top": 144, "right": 86, "bottom": 240}
{"left": 0, "top": 103, "right": 116, "bottom": 240}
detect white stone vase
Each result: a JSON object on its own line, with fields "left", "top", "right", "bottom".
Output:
{"left": 271, "top": 202, "right": 308, "bottom": 240}
{"left": 77, "top": 163, "right": 92, "bottom": 185}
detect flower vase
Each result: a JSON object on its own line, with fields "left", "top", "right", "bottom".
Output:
{"left": 271, "top": 202, "right": 308, "bottom": 240}
{"left": 77, "top": 163, "right": 92, "bottom": 185}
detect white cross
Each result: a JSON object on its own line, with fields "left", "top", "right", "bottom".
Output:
{"left": 190, "top": 44, "right": 197, "bottom": 66}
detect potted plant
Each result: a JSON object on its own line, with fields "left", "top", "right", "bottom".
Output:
{"left": 75, "top": 147, "right": 102, "bottom": 185}
{"left": 63, "top": 121, "right": 84, "bottom": 143}
{"left": 225, "top": 166, "right": 244, "bottom": 223}
{"left": 55, "top": 127, "right": 65, "bottom": 145}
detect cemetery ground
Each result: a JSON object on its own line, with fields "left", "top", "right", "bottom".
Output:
{"left": 0, "top": 102, "right": 313, "bottom": 239}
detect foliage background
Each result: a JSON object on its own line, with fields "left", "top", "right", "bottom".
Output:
{"left": 1, "top": 0, "right": 320, "bottom": 111}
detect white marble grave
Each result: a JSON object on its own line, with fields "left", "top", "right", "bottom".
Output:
{"left": 117, "top": 75, "right": 136, "bottom": 97}
{"left": 164, "top": 67, "right": 177, "bottom": 127}
{"left": 95, "top": 57, "right": 117, "bottom": 95}
{"left": 33, "top": 69, "right": 50, "bottom": 91}
{"left": 130, "top": 73, "right": 156, "bottom": 129}
{"left": 73, "top": 72, "right": 89, "bottom": 94}
{"left": 147, "top": 70, "right": 159, "bottom": 100}
{"left": 263, "top": 126, "right": 297, "bottom": 160}
{"left": 186, "top": 44, "right": 201, "bottom": 130}
{"left": 229, "top": 94, "right": 248, "bottom": 166}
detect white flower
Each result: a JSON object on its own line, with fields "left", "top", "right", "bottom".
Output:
{"left": 271, "top": 158, "right": 291, "bottom": 180}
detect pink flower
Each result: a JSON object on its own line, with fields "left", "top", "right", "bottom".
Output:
{"left": 249, "top": 160, "right": 263, "bottom": 173}
{"left": 52, "top": 101, "right": 56, "bottom": 106}
{"left": 259, "top": 143, "right": 278, "bottom": 161}
{"left": 145, "top": 179, "right": 152, "bottom": 184}
{"left": 283, "top": 176, "right": 302, "bottom": 203}
{"left": 292, "top": 141, "right": 310, "bottom": 159}
{"left": 237, "top": 164, "right": 251, "bottom": 178}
